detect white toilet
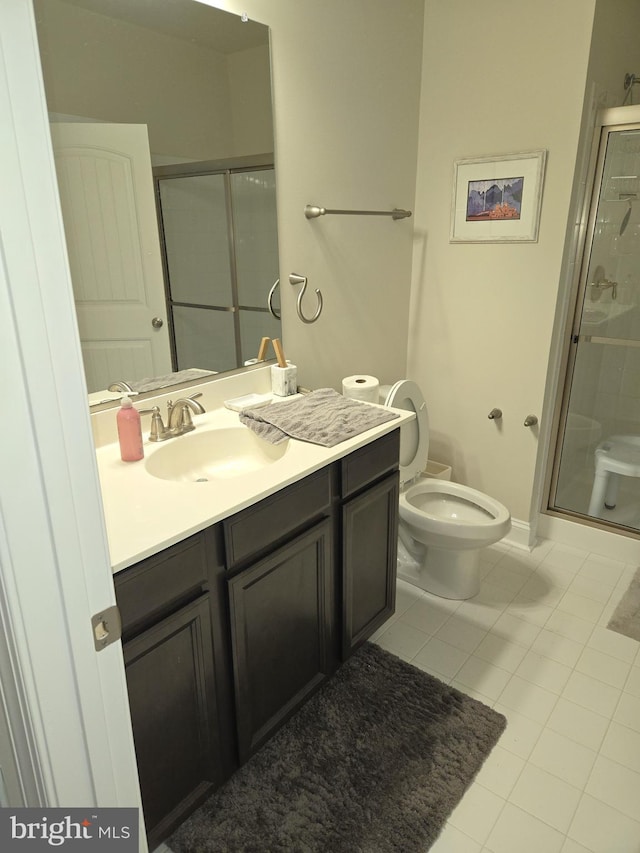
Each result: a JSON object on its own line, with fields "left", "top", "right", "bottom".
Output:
{"left": 384, "top": 380, "right": 511, "bottom": 600}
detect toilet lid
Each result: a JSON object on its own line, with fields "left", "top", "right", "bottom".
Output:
{"left": 384, "top": 380, "right": 429, "bottom": 483}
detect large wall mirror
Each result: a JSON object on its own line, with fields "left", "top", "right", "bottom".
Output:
{"left": 33, "top": 0, "right": 281, "bottom": 405}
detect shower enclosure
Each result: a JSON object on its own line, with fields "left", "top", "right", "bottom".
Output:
{"left": 550, "top": 107, "right": 640, "bottom": 535}
{"left": 154, "top": 157, "right": 281, "bottom": 374}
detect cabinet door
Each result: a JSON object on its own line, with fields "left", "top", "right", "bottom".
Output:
{"left": 342, "top": 472, "right": 399, "bottom": 659}
{"left": 123, "top": 595, "right": 221, "bottom": 849}
{"left": 228, "top": 520, "right": 333, "bottom": 762}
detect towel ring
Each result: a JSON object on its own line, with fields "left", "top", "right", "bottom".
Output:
{"left": 289, "top": 273, "right": 323, "bottom": 324}
{"left": 267, "top": 279, "right": 281, "bottom": 320}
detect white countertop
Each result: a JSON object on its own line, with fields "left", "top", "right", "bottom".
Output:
{"left": 96, "top": 401, "right": 413, "bottom": 573}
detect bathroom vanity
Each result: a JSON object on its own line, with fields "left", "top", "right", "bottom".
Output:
{"left": 94, "top": 385, "right": 410, "bottom": 849}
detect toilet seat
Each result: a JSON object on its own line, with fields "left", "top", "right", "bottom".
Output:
{"left": 400, "top": 479, "right": 511, "bottom": 547}
{"left": 384, "top": 380, "right": 429, "bottom": 484}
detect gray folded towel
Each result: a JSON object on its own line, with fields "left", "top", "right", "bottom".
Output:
{"left": 239, "top": 388, "right": 399, "bottom": 446}
{"left": 130, "top": 368, "right": 216, "bottom": 393}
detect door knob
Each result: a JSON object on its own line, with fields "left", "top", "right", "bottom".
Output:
{"left": 151, "top": 317, "right": 164, "bottom": 329}
{"left": 524, "top": 414, "right": 538, "bottom": 427}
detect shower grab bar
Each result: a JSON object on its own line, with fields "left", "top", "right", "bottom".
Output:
{"left": 304, "top": 204, "right": 412, "bottom": 221}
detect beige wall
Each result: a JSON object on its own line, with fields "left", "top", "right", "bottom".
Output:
{"left": 206, "top": 0, "right": 424, "bottom": 391}
{"left": 34, "top": 0, "right": 271, "bottom": 161}
{"left": 588, "top": 0, "right": 640, "bottom": 106}
{"left": 228, "top": 43, "right": 274, "bottom": 155}
{"left": 409, "top": 0, "right": 597, "bottom": 522}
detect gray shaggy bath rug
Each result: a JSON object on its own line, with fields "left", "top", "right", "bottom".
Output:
{"left": 169, "top": 642, "right": 507, "bottom": 852}
{"left": 608, "top": 566, "right": 640, "bottom": 642}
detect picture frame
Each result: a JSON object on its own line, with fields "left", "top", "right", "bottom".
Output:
{"left": 450, "top": 149, "right": 547, "bottom": 243}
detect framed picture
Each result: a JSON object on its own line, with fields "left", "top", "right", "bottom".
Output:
{"left": 450, "top": 149, "right": 547, "bottom": 243}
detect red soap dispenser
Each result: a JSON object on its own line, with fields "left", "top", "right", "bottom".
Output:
{"left": 117, "top": 396, "right": 144, "bottom": 462}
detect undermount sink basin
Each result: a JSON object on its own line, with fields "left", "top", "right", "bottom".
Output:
{"left": 144, "top": 427, "right": 288, "bottom": 483}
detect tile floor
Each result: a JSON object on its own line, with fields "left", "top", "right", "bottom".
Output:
{"left": 371, "top": 538, "right": 640, "bottom": 853}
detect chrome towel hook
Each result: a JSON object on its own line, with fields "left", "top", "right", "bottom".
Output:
{"left": 289, "top": 273, "right": 323, "bottom": 324}
{"left": 267, "top": 279, "right": 281, "bottom": 320}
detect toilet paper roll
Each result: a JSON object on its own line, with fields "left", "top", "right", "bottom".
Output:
{"left": 378, "top": 384, "right": 392, "bottom": 404}
{"left": 342, "top": 375, "right": 380, "bottom": 403}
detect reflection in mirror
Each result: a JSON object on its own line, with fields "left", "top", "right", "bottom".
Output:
{"left": 33, "top": 0, "right": 281, "bottom": 405}
{"left": 155, "top": 157, "right": 281, "bottom": 375}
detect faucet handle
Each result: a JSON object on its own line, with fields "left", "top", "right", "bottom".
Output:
{"left": 186, "top": 391, "right": 204, "bottom": 409}
{"left": 108, "top": 380, "right": 134, "bottom": 393}
{"left": 140, "top": 406, "right": 169, "bottom": 441}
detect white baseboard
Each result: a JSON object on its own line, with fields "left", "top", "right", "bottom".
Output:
{"left": 538, "top": 513, "right": 640, "bottom": 564}
{"left": 503, "top": 518, "right": 532, "bottom": 551}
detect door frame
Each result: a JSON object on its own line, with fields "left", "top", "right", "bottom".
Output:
{"left": 0, "top": 0, "right": 145, "bottom": 842}
{"left": 543, "top": 104, "right": 640, "bottom": 535}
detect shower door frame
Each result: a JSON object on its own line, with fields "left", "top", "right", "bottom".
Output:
{"left": 153, "top": 153, "right": 278, "bottom": 373}
{"left": 546, "top": 105, "right": 640, "bottom": 537}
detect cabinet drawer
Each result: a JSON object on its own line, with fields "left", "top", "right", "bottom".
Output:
{"left": 115, "top": 532, "right": 209, "bottom": 636}
{"left": 223, "top": 466, "right": 332, "bottom": 569}
{"left": 341, "top": 429, "right": 400, "bottom": 498}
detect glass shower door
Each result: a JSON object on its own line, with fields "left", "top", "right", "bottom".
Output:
{"left": 159, "top": 173, "right": 238, "bottom": 372}
{"left": 231, "top": 169, "right": 281, "bottom": 361}
{"left": 156, "top": 163, "right": 281, "bottom": 375}
{"left": 552, "top": 123, "right": 640, "bottom": 531}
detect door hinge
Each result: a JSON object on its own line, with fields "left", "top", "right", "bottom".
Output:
{"left": 91, "top": 605, "right": 122, "bottom": 652}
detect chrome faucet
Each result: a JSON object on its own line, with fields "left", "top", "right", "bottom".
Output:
{"left": 589, "top": 266, "right": 617, "bottom": 301}
{"left": 167, "top": 395, "right": 206, "bottom": 434}
{"left": 108, "top": 380, "right": 134, "bottom": 393}
{"left": 145, "top": 393, "right": 206, "bottom": 441}
{"left": 590, "top": 279, "right": 617, "bottom": 301}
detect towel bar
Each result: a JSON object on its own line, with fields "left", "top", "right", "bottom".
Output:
{"left": 304, "top": 204, "right": 412, "bottom": 220}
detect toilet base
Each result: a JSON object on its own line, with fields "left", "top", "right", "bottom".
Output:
{"left": 399, "top": 545, "right": 481, "bottom": 600}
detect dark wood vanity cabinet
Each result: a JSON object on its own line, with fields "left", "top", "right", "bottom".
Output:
{"left": 122, "top": 596, "right": 217, "bottom": 847}
{"left": 222, "top": 432, "right": 401, "bottom": 760}
{"left": 223, "top": 467, "right": 336, "bottom": 762}
{"left": 340, "top": 429, "right": 400, "bottom": 659}
{"left": 114, "top": 528, "right": 231, "bottom": 851}
{"left": 115, "top": 428, "right": 400, "bottom": 847}
{"left": 228, "top": 520, "right": 334, "bottom": 761}
{"left": 341, "top": 474, "right": 399, "bottom": 657}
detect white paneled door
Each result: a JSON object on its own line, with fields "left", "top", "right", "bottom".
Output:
{"left": 2, "top": 0, "right": 146, "bottom": 842}
{"left": 50, "top": 123, "right": 172, "bottom": 392}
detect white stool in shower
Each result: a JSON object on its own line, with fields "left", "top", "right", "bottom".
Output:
{"left": 588, "top": 435, "right": 640, "bottom": 516}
